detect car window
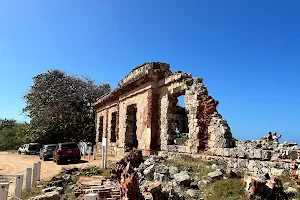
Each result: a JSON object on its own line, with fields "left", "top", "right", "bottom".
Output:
{"left": 46, "top": 145, "right": 56, "bottom": 150}
{"left": 61, "top": 143, "right": 78, "bottom": 149}
{"left": 29, "top": 144, "right": 39, "bottom": 150}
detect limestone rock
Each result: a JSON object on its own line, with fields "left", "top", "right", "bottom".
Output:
{"left": 283, "top": 182, "right": 292, "bottom": 188}
{"left": 262, "top": 150, "right": 271, "bottom": 160}
{"left": 144, "top": 157, "right": 155, "bottom": 166}
{"left": 173, "top": 171, "right": 191, "bottom": 186}
{"left": 207, "top": 170, "right": 223, "bottom": 181}
{"left": 30, "top": 191, "right": 59, "bottom": 200}
{"left": 169, "top": 166, "right": 179, "bottom": 176}
{"left": 283, "top": 141, "right": 298, "bottom": 147}
{"left": 41, "top": 187, "right": 57, "bottom": 194}
{"left": 45, "top": 191, "right": 59, "bottom": 199}
{"left": 198, "top": 179, "right": 210, "bottom": 188}
{"left": 153, "top": 172, "right": 169, "bottom": 182}
{"left": 144, "top": 165, "right": 155, "bottom": 180}
{"left": 284, "top": 187, "right": 298, "bottom": 196}
{"left": 288, "top": 150, "right": 298, "bottom": 160}
{"left": 208, "top": 117, "right": 235, "bottom": 148}
{"left": 62, "top": 174, "right": 72, "bottom": 183}
{"left": 155, "top": 164, "right": 169, "bottom": 174}
{"left": 55, "top": 187, "right": 64, "bottom": 194}
{"left": 186, "top": 189, "right": 199, "bottom": 199}
{"left": 270, "top": 168, "right": 286, "bottom": 176}
{"left": 211, "top": 164, "right": 218, "bottom": 170}
{"left": 228, "top": 169, "right": 242, "bottom": 178}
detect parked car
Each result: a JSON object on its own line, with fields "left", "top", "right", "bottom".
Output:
{"left": 53, "top": 142, "right": 81, "bottom": 165}
{"left": 78, "top": 142, "right": 93, "bottom": 156}
{"left": 18, "top": 143, "right": 40, "bottom": 155}
{"left": 39, "top": 144, "right": 57, "bottom": 161}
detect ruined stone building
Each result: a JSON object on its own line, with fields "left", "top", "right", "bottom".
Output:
{"left": 93, "top": 62, "right": 235, "bottom": 156}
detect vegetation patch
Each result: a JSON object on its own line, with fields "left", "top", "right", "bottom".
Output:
{"left": 81, "top": 166, "right": 111, "bottom": 177}
{"left": 278, "top": 174, "right": 294, "bottom": 184}
{"left": 205, "top": 179, "right": 247, "bottom": 200}
{"left": 21, "top": 183, "right": 45, "bottom": 200}
{"left": 165, "top": 158, "right": 215, "bottom": 178}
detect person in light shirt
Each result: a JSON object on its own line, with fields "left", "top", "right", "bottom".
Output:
{"left": 272, "top": 132, "right": 282, "bottom": 143}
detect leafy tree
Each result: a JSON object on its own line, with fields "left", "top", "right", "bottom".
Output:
{"left": 0, "top": 118, "right": 17, "bottom": 131}
{"left": 0, "top": 120, "right": 30, "bottom": 151}
{"left": 23, "top": 70, "right": 110, "bottom": 145}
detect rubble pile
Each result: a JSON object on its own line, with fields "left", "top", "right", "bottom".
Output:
{"left": 242, "top": 175, "right": 285, "bottom": 199}
{"left": 30, "top": 168, "right": 80, "bottom": 200}
{"left": 135, "top": 155, "right": 207, "bottom": 200}
{"left": 136, "top": 154, "right": 300, "bottom": 200}
{"left": 29, "top": 148, "right": 300, "bottom": 200}
{"left": 212, "top": 140, "right": 300, "bottom": 162}
{"left": 120, "top": 163, "right": 142, "bottom": 200}
{"left": 74, "top": 176, "right": 120, "bottom": 199}
{"left": 111, "top": 148, "right": 143, "bottom": 179}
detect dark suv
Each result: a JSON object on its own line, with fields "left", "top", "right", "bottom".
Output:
{"left": 39, "top": 144, "right": 57, "bottom": 161}
{"left": 53, "top": 142, "right": 81, "bottom": 165}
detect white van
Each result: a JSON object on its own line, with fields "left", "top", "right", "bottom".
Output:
{"left": 18, "top": 143, "right": 40, "bottom": 155}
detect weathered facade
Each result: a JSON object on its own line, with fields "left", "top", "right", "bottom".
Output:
{"left": 93, "top": 62, "right": 235, "bottom": 156}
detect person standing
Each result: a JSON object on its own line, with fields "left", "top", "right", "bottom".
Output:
{"left": 272, "top": 132, "right": 282, "bottom": 143}
{"left": 267, "top": 132, "right": 273, "bottom": 142}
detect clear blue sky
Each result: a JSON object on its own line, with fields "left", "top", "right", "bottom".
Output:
{"left": 0, "top": 1, "right": 299, "bottom": 143}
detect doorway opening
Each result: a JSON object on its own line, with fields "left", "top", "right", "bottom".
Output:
{"left": 125, "top": 104, "right": 138, "bottom": 150}
{"left": 98, "top": 116, "right": 104, "bottom": 142}
{"left": 168, "top": 94, "right": 189, "bottom": 146}
{"left": 110, "top": 112, "right": 117, "bottom": 142}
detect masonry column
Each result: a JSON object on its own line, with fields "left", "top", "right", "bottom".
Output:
{"left": 159, "top": 86, "right": 169, "bottom": 152}
{"left": 148, "top": 80, "right": 160, "bottom": 155}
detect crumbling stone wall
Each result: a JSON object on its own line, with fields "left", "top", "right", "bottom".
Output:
{"left": 158, "top": 73, "right": 235, "bottom": 154}
{"left": 93, "top": 62, "right": 235, "bottom": 156}
{"left": 96, "top": 104, "right": 119, "bottom": 155}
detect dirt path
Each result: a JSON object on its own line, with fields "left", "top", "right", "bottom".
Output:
{"left": 0, "top": 151, "right": 122, "bottom": 198}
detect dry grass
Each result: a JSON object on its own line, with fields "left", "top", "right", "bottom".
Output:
{"left": 205, "top": 179, "right": 247, "bottom": 200}
{"left": 80, "top": 166, "right": 111, "bottom": 177}
{"left": 165, "top": 158, "right": 214, "bottom": 178}
{"left": 21, "top": 185, "right": 44, "bottom": 200}
{"left": 166, "top": 158, "right": 248, "bottom": 200}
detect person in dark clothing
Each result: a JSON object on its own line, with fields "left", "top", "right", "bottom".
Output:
{"left": 267, "top": 132, "right": 273, "bottom": 142}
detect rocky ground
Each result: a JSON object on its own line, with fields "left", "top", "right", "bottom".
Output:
{"left": 17, "top": 149, "right": 300, "bottom": 200}
{"left": 0, "top": 151, "right": 122, "bottom": 199}
{"left": 135, "top": 155, "right": 299, "bottom": 200}
{"left": 112, "top": 150, "right": 300, "bottom": 200}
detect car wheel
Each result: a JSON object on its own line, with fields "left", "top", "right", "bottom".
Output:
{"left": 43, "top": 156, "right": 48, "bottom": 161}
{"left": 18, "top": 151, "right": 21, "bottom": 155}
{"left": 25, "top": 152, "right": 28, "bottom": 155}
{"left": 56, "top": 160, "right": 62, "bottom": 165}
